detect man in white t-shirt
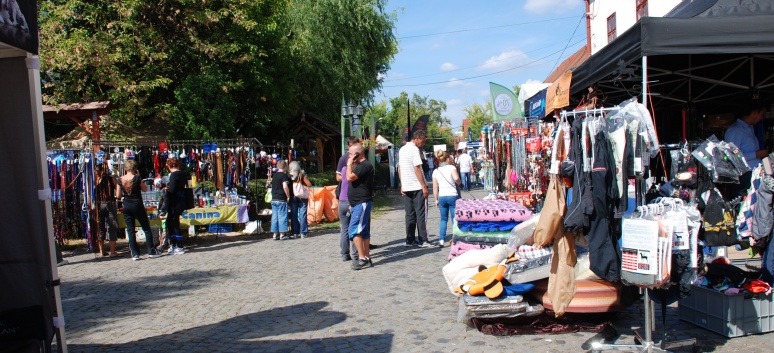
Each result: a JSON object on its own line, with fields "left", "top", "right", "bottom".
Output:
{"left": 457, "top": 149, "right": 472, "bottom": 191}
{"left": 398, "top": 130, "right": 432, "bottom": 247}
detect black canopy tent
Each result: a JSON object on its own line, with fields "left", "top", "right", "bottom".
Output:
{"left": 569, "top": 0, "right": 774, "bottom": 142}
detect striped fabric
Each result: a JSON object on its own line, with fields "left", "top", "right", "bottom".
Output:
{"left": 517, "top": 244, "right": 553, "bottom": 260}
{"left": 531, "top": 278, "right": 623, "bottom": 313}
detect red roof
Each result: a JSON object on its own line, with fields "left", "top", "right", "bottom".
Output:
{"left": 544, "top": 45, "right": 589, "bottom": 83}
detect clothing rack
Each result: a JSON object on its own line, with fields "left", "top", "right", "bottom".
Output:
{"left": 91, "top": 138, "right": 262, "bottom": 149}
{"left": 561, "top": 94, "right": 671, "bottom": 351}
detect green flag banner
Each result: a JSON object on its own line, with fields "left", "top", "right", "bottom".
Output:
{"left": 489, "top": 82, "right": 523, "bottom": 122}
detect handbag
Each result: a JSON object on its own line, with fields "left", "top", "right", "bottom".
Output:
{"left": 264, "top": 189, "right": 272, "bottom": 203}
{"left": 293, "top": 180, "right": 310, "bottom": 199}
{"left": 437, "top": 167, "right": 461, "bottom": 198}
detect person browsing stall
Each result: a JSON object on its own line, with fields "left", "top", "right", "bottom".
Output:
{"left": 163, "top": 157, "right": 187, "bottom": 255}
{"left": 119, "top": 160, "right": 162, "bottom": 261}
{"left": 94, "top": 163, "right": 121, "bottom": 257}
{"left": 457, "top": 148, "right": 472, "bottom": 192}
{"left": 398, "top": 130, "right": 432, "bottom": 248}
{"left": 346, "top": 144, "right": 375, "bottom": 270}
{"left": 288, "top": 161, "right": 312, "bottom": 239}
{"left": 432, "top": 150, "right": 461, "bottom": 248}
{"left": 725, "top": 100, "right": 768, "bottom": 195}
{"left": 270, "top": 160, "right": 292, "bottom": 240}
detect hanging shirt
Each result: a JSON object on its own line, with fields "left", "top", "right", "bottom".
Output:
{"left": 725, "top": 119, "right": 761, "bottom": 168}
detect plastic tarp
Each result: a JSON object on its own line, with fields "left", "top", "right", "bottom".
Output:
{"left": 307, "top": 186, "right": 339, "bottom": 225}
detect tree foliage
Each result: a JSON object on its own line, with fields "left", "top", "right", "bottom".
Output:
{"left": 463, "top": 102, "right": 492, "bottom": 138}
{"left": 39, "top": 0, "right": 397, "bottom": 142}
{"left": 373, "top": 92, "right": 453, "bottom": 150}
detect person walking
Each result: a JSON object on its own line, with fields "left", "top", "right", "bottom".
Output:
{"left": 346, "top": 144, "right": 375, "bottom": 270}
{"left": 163, "top": 157, "right": 188, "bottom": 255}
{"left": 270, "top": 160, "right": 292, "bottom": 240}
{"left": 398, "top": 130, "right": 432, "bottom": 248}
{"left": 288, "top": 161, "right": 312, "bottom": 238}
{"left": 119, "top": 160, "right": 162, "bottom": 261}
{"left": 457, "top": 148, "right": 473, "bottom": 191}
{"left": 432, "top": 150, "right": 461, "bottom": 247}
{"left": 94, "top": 163, "right": 121, "bottom": 257}
{"left": 337, "top": 136, "right": 361, "bottom": 261}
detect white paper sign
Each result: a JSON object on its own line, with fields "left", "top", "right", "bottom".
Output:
{"left": 622, "top": 218, "right": 659, "bottom": 275}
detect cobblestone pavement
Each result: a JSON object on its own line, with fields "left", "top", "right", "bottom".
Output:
{"left": 58, "top": 187, "right": 771, "bottom": 352}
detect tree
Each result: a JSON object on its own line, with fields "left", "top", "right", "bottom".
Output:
{"left": 376, "top": 92, "right": 453, "bottom": 149}
{"left": 39, "top": 0, "right": 398, "bottom": 142}
{"left": 463, "top": 102, "right": 492, "bottom": 138}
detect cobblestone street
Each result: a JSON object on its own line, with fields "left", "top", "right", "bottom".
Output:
{"left": 58, "top": 188, "right": 771, "bottom": 352}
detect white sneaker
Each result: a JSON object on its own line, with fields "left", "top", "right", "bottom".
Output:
{"left": 132, "top": 256, "right": 140, "bottom": 261}
{"left": 418, "top": 242, "right": 433, "bottom": 248}
{"left": 438, "top": 240, "right": 445, "bottom": 247}
{"left": 172, "top": 247, "right": 186, "bottom": 255}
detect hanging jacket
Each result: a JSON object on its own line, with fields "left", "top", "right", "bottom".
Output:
{"left": 752, "top": 173, "right": 774, "bottom": 241}
{"left": 585, "top": 130, "right": 622, "bottom": 282}
{"left": 564, "top": 118, "right": 593, "bottom": 233}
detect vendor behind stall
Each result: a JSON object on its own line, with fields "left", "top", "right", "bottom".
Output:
{"left": 724, "top": 100, "right": 768, "bottom": 196}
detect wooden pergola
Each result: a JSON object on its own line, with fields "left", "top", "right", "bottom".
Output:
{"left": 42, "top": 101, "right": 113, "bottom": 152}
{"left": 291, "top": 112, "right": 342, "bottom": 173}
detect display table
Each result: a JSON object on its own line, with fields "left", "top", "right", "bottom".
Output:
{"left": 118, "top": 204, "right": 250, "bottom": 228}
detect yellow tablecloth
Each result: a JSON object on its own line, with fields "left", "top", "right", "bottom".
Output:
{"left": 118, "top": 205, "right": 241, "bottom": 227}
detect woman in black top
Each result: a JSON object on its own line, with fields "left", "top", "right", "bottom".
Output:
{"left": 164, "top": 157, "right": 188, "bottom": 255}
{"left": 270, "top": 160, "right": 292, "bottom": 240}
{"left": 119, "top": 160, "right": 161, "bottom": 260}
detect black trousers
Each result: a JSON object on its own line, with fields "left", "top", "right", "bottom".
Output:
{"left": 403, "top": 190, "right": 428, "bottom": 244}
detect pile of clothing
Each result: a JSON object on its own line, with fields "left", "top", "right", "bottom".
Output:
{"left": 450, "top": 199, "right": 533, "bottom": 260}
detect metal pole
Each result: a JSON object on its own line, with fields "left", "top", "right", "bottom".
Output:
{"left": 341, "top": 97, "right": 346, "bottom": 156}
{"left": 369, "top": 114, "right": 376, "bottom": 167}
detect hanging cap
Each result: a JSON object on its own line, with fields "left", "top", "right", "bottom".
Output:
{"left": 125, "top": 149, "right": 135, "bottom": 159}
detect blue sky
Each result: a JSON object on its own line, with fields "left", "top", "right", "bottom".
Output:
{"left": 377, "top": 0, "right": 587, "bottom": 132}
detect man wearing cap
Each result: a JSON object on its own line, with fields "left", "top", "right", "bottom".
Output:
{"left": 398, "top": 130, "right": 432, "bottom": 248}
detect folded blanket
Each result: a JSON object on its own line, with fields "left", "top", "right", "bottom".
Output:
{"left": 448, "top": 241, "right": 493, "bottom": 261}
{"left": 453, "top": 221, "right": 511, "bottom": 238}
{"left": 457, "top": 221, "right": 521, "bottom": 232}
{"left": 455, "top": 199, "right": 533, "bottom": 222}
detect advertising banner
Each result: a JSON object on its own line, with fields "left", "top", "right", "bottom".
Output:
{"left": 489, "top": 82, "right": 523, "bottom": 122}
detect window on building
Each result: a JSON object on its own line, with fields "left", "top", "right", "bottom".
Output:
{"left": 636, "top": 0, "right": 648, "bottom": 20}
{"left": 607, "top": 13, "right": 617, "bottom": 43}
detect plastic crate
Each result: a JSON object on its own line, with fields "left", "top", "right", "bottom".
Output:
{"left": 207, "top": 224, "right": 233, "bottom": 233}
{"left": 679, "top": 285, "right": 774, "bottom": 337}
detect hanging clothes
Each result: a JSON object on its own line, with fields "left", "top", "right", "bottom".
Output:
{"left": 564, "top": 117, "right": 593, "bottom": 233}
{"left": 586, "top": 129, "right": 622, "bottom": 282}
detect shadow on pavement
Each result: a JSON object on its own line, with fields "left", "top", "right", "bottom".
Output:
{"left": 371, "top": 238, "right": 445, "bottom": 267}
{"left": 65, "top": 302, "right": 394, "bottom": 353}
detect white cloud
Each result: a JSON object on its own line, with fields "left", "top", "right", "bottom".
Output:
{"left": 479, "top": 90, "right": 490, "bottom": 97}
{"left": 440, "top": 62, "right": 458, "bottom": 72}
{"left": 446, "top": 99, "right": 464, "bottom": 106}
{"left": 524, "top": 0, "right": 581, "bottom": 14}
{"left": 480, "top": 49, "right": 529, "bottom": 71}
{"left": 524, "top": 79, "right": 544, "bottom": 85}
{"left": 444, "top": 78, "right": 472, "bottom": 88}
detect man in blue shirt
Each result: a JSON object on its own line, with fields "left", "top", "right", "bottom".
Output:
{"left": 725, "top": 100, "right": 768, "bottom": 196}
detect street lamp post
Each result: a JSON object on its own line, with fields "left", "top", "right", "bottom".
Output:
{"left": 341, "top": 100, "right": 364, "bottom": 155}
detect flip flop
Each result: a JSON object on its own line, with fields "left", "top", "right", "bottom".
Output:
{"left": 109, "top": 253, "right": 123, "bottom": 258}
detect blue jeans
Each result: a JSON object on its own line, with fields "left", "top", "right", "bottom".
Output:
{"left": 339, "top": 201, "right": 357, "bottom": 259}
{"left": 437, "top": 196, "right": 458, "bottom": 242}
{"left": 460, "top": 172, "right": 470, "bottom": 191}
{"left": 270, "top": 201, "right": 288, "bottom": 233}
{"left": 290, "top": 197, "right": 308, "bottom": 236}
